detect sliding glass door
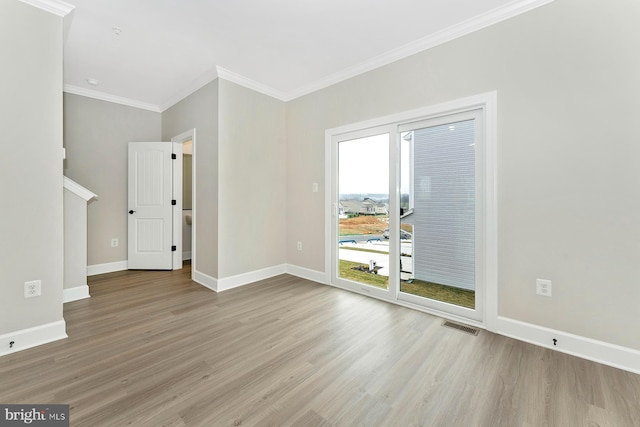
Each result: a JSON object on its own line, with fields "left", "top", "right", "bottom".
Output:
{"left": 328, "top": 95, "right": 496, "bottom": 325}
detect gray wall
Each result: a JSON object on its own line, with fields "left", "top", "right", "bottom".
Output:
{"left": 183, "top": 155, "right": 192, "bottom": 209}
{"left": 286, "top": 0, "right": 640, "bottom": 350}
{"left": 0, "top": 1, "right": 64, "bottom": 334}
{"left": 63, "top": 190, "right": 88, "bottom": 289}
{"left": 162, "top": 81, "right": 219, "bottom": 278}
{"left": 217, "top": 80, "right": 287, "bottom": 278}
{"left": 63, "top": 94, "right": 161, "bottom": 266}
{"left": 64, "top": 78, "right": 286, "bottom": 283}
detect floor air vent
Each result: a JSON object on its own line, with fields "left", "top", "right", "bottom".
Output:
{"left": 442, "top": 320, "right": 479, "bottom": 336}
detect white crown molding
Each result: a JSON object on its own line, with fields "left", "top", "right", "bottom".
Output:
{"left": 63, "top": 0, "right": 554, "bottom": 110}
{"left": 64, "top": 85, "right": 162, "bottom": 113}
{"left": 158, "top": 68, "right": 219, "bottom": 112}
{"left": 215, "top": 66, "right": 287, "bottom": 102}
{"left": 63, "top": 176, "right": 98, "bottom": 201}
{"left": 283, "top": 0, "right": 555, "bottom": 101}
{"left": 18, "top": 0, "right": 74, "bottom": 17}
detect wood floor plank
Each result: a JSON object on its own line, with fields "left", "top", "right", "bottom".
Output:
{"left": 1, "top": 264, "right": 639, "bottom": 426}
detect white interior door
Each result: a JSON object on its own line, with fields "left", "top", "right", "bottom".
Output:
{"left": 128, "top": 142, "right": 181, "bottom": 270}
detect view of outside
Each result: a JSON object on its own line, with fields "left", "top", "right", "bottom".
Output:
{"left": 338, "top": 134, "right": 390, "bottom": 289}
{"left": 399, "top": 121, "right": 476, "bottom": 309}
{"left": 337, "top": 128, "right": 475, "bottom": 309}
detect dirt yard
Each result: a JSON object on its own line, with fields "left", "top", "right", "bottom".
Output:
{"left": 339, "top": 215, "right": 388, "bottom": 235}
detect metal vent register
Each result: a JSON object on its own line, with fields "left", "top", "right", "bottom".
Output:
{"left": 442, "top": 320, "right": 479, "bottom": 336}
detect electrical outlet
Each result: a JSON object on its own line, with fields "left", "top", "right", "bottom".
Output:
{"left": 297, "top": 241, "right": 303, "bottom": 251}
{"left": 24, "top": 280, "right": 41, "bottom": 298}
{"left": 111, "top": 238, "right": 119, "bottom": 247}
{"left": 536, "top": 278, "right": 552, "bottom": 297}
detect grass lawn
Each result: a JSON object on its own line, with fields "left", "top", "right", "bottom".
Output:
{"left": 339, "top": 260, "right": 474, "bottom": 309}
{"left": 401, "top": 279, "right": 475, "bottom": 309}
{"left": 339, "top": 260, "right": 388, "bottom": 289}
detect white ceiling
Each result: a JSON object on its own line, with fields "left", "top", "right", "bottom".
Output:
{"left": 60, "top": 0, "right": 551, "bottom": 111}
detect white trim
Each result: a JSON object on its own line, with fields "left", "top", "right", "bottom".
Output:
{"left": 63, "top": 285, "right": 90, "bottom": 303}
{"left": 496, "top": 316, "right": 640, "bottom": 375}
{"left": 171, "top": 142, "right": 183, "bottom": 271}
{"left": 324, "top": 140, "right": 333, "bottom": 287}
{"left": 328, "top": 92, "right": 497, "bottom": 136}
{"left": 192, "top": 269, "right": 218, "bottom": 292}
{"left": 483, "top": 92, "right": 499, "bottom": 332}
{"left": 0, "top": 320, "right": 67, "bottom": 357}
{"left": 63, "top": 176, "right": 97, "bottom": 201}
{"left": 18, "top": 0, "right": 74, "bottom": 17}
{"left": 63, "top": 85, "right": 161, "bottom": 113}
{"left": 87, "top": 260, "right": 127, "bottom": 276}
{"left": 285, "top": 264, "right": 326, "bottom": 284}
{"left": 217, "top": 264, "right": 287, "bottom": 292}
{"left": 182, "top": 251, "right": 192, "bottom": 261}
{"left": 216, "top": 67, "right": 287, "bottom": 101}
{"left": 159, "top": 70, "right": 219, "bottom": 112}
{"left": 283, "top": 0, "right": 554, "bottom": 101}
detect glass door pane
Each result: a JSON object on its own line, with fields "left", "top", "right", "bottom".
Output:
{"left": 337, "top": 133, "right": 389, "bottom": 290}
{"left": 399, "top": 118, "right": 477, "bottom": 311}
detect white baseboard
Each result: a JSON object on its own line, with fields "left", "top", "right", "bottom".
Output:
{"left": 193, "top": 264, "right": 317, "bottom": 293}
{"left": 87, "top": 260, "right": 128, "bottom": 276}
{"left": 285, "top": 264, "right": 326, "bottom": 284}
{"left": 217, "top": 264, "right": 287, "bottom": 292}
{"left": 496, "top": 316, "right": 640, "bottom": 375}
{"left": 63, "top": 285, "right": 90, "bottom": 303}
{"left": 182, "top": 251, "right": 192, "bottom": 261}
{"left": 0, "top": 320, "right": 67, "bottom": 357}
{"left": 192, "top": 269, "right": 218, "bottom": 292}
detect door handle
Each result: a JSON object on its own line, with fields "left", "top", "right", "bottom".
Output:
{"left": 128, "top": 210, "right": 136, "bottom": 214}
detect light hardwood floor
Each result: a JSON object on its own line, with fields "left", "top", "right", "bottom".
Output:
{"left": 1, "top": 264, "right": 639, "bottom": 426}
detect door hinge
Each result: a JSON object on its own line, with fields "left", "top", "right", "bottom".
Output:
{"left": 171, "top": 199, "right": 176, "bottom": 205}
{"left": 171, "top": 153, "right": 177, "bottom": 159}
{"left": 171, "top": 245, "right": 177, "bottom": 252}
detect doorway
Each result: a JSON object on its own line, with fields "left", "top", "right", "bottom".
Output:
{"left": 327, "top": 93, "right": 497, "bottom": 327}
{"left": 172, "top": 129, "right": 196, "bottom": 278}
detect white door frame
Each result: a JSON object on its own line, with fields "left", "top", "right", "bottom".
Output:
{"left": 324, "top": 92, "right": 497, "bottom": 330}
{"left": 172, "top": 129, "right": 196, "bottom": 279}
{"left": 171, "top": 142, "right": 183, "bottom": 270}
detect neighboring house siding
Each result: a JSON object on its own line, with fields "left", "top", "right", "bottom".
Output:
{"left": 411, "top": 120, "right": 475, "bottom": 291}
